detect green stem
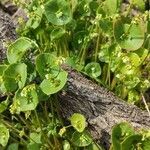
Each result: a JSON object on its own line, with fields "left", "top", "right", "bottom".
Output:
{"left": 34, "top": 110, "right": 54, "bottom": 149}
{"left": 94, "top": 25, "right": 100, "bottom": 62}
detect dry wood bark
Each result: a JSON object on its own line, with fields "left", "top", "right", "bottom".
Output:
{"left": 0, "top": 4, "right": 150, "bottom": 149}
{"left": 58, "top": 65, "right": 150, "bottom": 149}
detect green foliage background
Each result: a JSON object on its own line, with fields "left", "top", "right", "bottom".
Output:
{"left": 0, "top": 0, "right": 149, "bottom": 149}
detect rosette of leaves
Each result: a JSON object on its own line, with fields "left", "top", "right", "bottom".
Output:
{"left": 44, "top": 0, "right": 72, "bottom": 25}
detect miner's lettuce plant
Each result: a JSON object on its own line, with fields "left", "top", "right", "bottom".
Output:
{"left": 0, "top": 0, "right": 150, "bottom": 149}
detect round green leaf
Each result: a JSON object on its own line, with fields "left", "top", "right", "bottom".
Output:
{"left": 111, "top": 122, "right": 135, "bottom": 150}
{"left": 72, "top": 131, "right": 92, "bottom": 147}
{"left": 44, "top": 0, "right": 72, "bottom": 25}
{"left": 7, "top": 37, "right": 35, "bottom": 64}
{"left": 121, "top": 134, "right": 142, "bottom": 150}
{"left": 3, "top": 63, "right": 27, "bottom": 92}
{"left": 36, "top": 53, "right": 59, "bottom": 79}
{"left": 10, "top": 84, "right": 38, "bottom": 114}
{"left": 0, "top": 123, "right": 9, "bottom": 147}
{"left": 85, "top": 62, "right": 101, "bottom": 78}
{"left": 114, "top": 19, "right": 145, "bottom": 51}
{"left": 50, "top": 27, "right": 66, "bottom": 41}
{"left": 70, "top": 113, "right": 86, "bottom": 133}
{"left": 40, "top": 70, "right": 67, "bottom": 95}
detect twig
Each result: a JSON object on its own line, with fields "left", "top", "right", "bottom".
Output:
{"left": 141, "top": 93, "right": 150, "bottom": 117}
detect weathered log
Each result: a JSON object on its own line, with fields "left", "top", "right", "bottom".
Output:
{"left": 58, "top": 65, "right": 150, "bottom": 149}
{"left": 0, "top": 4, "right": 150, "bottom": 149}
{"left": 0, "top": 8, "right": 17, "bottom": 63}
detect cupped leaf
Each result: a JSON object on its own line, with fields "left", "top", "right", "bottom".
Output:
{"left": 121, "top": 134, "right": 142, "bottom": 150}
{"left": 10, "top": 84, "right": 38, "bottom": 114}
{"left": 72, "top": 131, "right": 92, "bottom": 147}
{"left": 114, "top": 19, "right": 145, "bottom": 51}
{"left": 35, "top": 53, "right": 59, "bottom": 79}
{"left": 111, "top": 122, "right": 135, "bottom": 150}
{"left": 50, "top": 27, "right": 66, "bottom": 41}
{"left": 7, "top": 37, "right": 35, "bottom": 64}
{"left": 40, "top": 70, "right": 67, "bottom": 95}
{"left": 70, "top": 113, "right": 86, "bottom": 133}
{"left": 44, "top": 0, "right": 72, "bottom": 25}
{"left": 0, "top": 123, "right": 9, "bottom": 147}
{"left": 3, "top": 63, "right": 27, "bottom": 92}
{"left": 85, "top": 62, "right": 101, "bottom": 78}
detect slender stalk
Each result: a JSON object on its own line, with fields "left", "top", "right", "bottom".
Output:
{"left": 141, "top": 93, "right": 150, "bottom": 117}
{"left": 94, "top": 25, "right": 100, "bottom": 62}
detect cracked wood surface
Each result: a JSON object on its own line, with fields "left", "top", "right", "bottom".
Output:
{"left": 58, "top": 65, "right": 150, "bottom": 149}
{"left": 0, "top": 8, "right": 17, "bottom": 62}
{"left": 0, "top": 3, "right": 150, "bottom": 149}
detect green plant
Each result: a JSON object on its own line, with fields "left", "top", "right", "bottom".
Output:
{"left": 110, "top": 122, "right": 150, "bottom": 150}
{"left": 0, "top": 0, "right": 150, "bottom": 149}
